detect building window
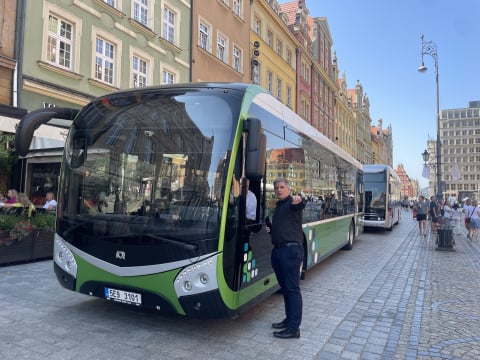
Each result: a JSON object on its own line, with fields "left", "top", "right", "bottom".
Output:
{"left": 104, "top": 0, "right": 117, "bottom": 7}
{"left": 95, "top": 37, "right": 115, "bottom": 85}
{"left": 162, "top": 69, "right": 176, "bottom": 84}
{"left": 266, "top": 70, "right": 273, "bottom": 94}
{"left": 286, "top": 49, "right": 292, "bottom": 65}
{"left": 132, "top": 55, "right": 148, "bottom": 87}
{"left": 254, "top": 16, "right": 261, "bottom": 35}
{"left": 47, "top": 15, "right": 73, "bottom": 70}
{"left": 276, "top": 77, "right": 282, "bottom": 100}
{"left": 199, "top": 21, "right": 210, "bottom": 51}
{"left": 301, "top": 98, "right": 310, "bottom": 121}
{"left": 133, "top": 0, "right": 149, "bottom": 27}
{"left": 301, "top": 61, "right": 310, "bottom": 83}
{"left": 162, "top": 6, "right": 176, "bottom": 44}
{"left": 267, "top": 30, "right": 273, "bottom": 47}
{"left": 233, "top": 0, "right": 242, "bottom": 17}
{"left": 276, "top": 39, "right": 282, "bottom": 56}
{"left": 217, "top": 34, "right": 227, "bottom": 62}
{"left": 286, "top": 86, "right": 292, "bottom": 108}
{"left": 233, "top": 45, "right": 241, "bottom": 72}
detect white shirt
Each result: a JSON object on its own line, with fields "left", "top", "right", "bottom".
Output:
{"left": 246, "top": 190, "right": 257, "bottom": 221}
{"left": 442, "top": 204, "right": 452, "bottom": 219}
{"left": 464, "top": 204, "right": 476, "bottom": 219}
{"left": 43, "top": 199, "right": 57, "bottom": 209}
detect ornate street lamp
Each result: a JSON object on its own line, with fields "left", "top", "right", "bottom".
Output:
{"left": 418, "top": 34, "right": 442, "bottom": 201}
{"left": 421, "top": 149, "right": 429, "bottom": 163}
{"left": 421, "top": 148, "right": 437, "bottom": 196}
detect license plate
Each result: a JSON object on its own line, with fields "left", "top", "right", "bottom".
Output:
{"left": 104, "top": 287, "right": 142, "bottom": 306}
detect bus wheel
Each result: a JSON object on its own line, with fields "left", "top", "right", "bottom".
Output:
{"left": 386, "top": 220, "right": 393, "bottom": 231}
{"left": 342, "top": 221, "right": 354, "bottom": 250}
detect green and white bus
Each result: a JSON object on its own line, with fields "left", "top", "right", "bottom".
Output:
{"left": 16, "top": 83, "right": 364, "bottom": 318}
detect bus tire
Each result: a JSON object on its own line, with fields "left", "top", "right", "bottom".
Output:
{"left": 386, "top": 221, "right": 393, "bottom": 231}
{"left": 342, "top": 221, "right": 355, "bottom": 250}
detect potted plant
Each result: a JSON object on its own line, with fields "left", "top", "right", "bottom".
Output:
{"left": 0, "top": 213, "right": 19, "bottom": 246}
{"left": 31, "top": 212, "right": 56, "bottom": 232}
{"left": 0, "top": 212, "right": 35, "bottom": 264}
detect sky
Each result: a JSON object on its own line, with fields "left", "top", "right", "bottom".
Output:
{"left": 285, "top": 0, "right": 480, "bottom": 188}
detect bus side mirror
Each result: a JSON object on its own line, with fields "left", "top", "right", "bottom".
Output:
{"left": 244, "top": 118, "right": 266, "bottom": 179}
{"left": 15, "top": 108, "right": 78, "bottom": 156}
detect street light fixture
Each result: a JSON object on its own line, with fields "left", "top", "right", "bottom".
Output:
{"left": 418, "top": 34, "right": 442, "bottom": 201}
{"left": 421, "top": 149, "right": 429, "bottom": 163}
{"left": 421, "top": 148, "right": 437, "bottom": 196}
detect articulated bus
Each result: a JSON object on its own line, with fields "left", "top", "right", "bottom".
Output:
{"left": 361, "top": 164, "right": 401, "bottom": 231}
{"left": 16, "top": 83, "right": 364, "bottom": 318}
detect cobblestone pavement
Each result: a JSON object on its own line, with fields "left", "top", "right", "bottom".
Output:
{"left": 0, "top": 212, "right": 479, "bottom": 359}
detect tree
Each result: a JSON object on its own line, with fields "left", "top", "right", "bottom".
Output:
{"left": 0, "top": 131, "right": 16, "bottom": 175}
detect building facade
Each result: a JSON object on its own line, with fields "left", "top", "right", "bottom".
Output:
{"left": 396, "top": 163, "right": 417, "bottom": 199}
{"left": 0, "top": 0, "right": 28, "bottom": 192}
{"left": 0, "top": 0, "right": 398, "bottom": 204}
{"left": 440, "top": 101, "right": 480, "bottom": 202}
{"left": 13, "top": 0, "right": 192, "bottom": 200}
{"left": 370, "top": 118, "right": 393, "bottom": 166}
{"left": 191, "top": 0, "right": 251, "bottom": 83}
{"left": 347, "top": 80, "right": 372, "bottom": 165}
{"left": 250, "top": 0, "right": 297, "bottom": 109}
{"left": 310, "top": 16, "right": 336, "bottom": 141}
{"left": 280, "top": 0, "right": 313, "bottom": 126}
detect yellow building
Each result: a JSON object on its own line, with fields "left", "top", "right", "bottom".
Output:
{"left": 334, "top": 62, "right": 356, "bottom": 159}
{"left": 250, "top": 0, "right": 297, "bottom": 110}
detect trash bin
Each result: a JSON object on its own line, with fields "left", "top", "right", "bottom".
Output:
{"left": 436, "top": 227, "right": 455, "bottom": 251}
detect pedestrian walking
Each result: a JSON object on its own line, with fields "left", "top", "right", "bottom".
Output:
{"left": 463, "top": 198, "right": 475, "bottom": 239}
{"left": 429, "top": 196, "right": 440, "bottom": 233}
{"left": 468, "top": 199, "right": 480, "bottom": 241}
{"left": 414, "top": 195, "right": 428, "bottom": 237}
{"left": 266, "top": 177, "right": 305, "bottom": 339}
{"left": 440, "top": 199, "right": 452, "bottom": 228}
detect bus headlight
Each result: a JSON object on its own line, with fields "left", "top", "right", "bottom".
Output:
{"left": 199, "top": 274, "right": 209, "bottom": 285}
{"left": 54, "top": 235, "right": 77, "bottom": 277}
{"left": 174, "top": 255, "right": 218, "bottom": 296}
{"left": 183, "top": 281, "right": 192, "bottom": 291}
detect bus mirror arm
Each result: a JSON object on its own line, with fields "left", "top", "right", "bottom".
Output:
{"left": 15, "top": 108, "right": 78, "bottom": 156}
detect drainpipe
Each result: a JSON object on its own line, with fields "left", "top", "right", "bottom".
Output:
{"left": 189, "top": 0, "right": 193, "bottom": 82}
{"left": 14, "top": 0, "right": 26, "bottom": 108}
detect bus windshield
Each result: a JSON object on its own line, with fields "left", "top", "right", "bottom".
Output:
{"left": 364, "top": 172, "right": 387, "bottom": 210}
{"left": 58, "top": 88, "right": 240, "bottom": 266}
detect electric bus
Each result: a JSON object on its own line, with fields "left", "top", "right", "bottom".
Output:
{"left": 16, "top": 83, "right": 364, "bottom": 318}
{"left": 361, "top": 164, "right": 401, "bottom": 231}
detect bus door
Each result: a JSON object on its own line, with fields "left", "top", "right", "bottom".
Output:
{"left": 238, "top": 118, "right": 271, "bottom": 291}
{"left": 223, "top": 118, "right": 270, "bottom": 292}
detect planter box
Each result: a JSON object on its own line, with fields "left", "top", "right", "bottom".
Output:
{"left": 33, "top": 230, "right": 54, "bottom": 260}
{"left": 0, "top": 232, "right": 34, "bottom": 265}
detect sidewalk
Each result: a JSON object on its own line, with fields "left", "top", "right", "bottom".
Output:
{"left": 1, "top": 213, "right": 480, "bottom": 359}
{"left": 315, "top": 212, "right": 480, "bottom": 359}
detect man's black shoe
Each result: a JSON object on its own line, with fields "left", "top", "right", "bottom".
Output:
{"left": 273, "top": 329, "right": 300, "bottom": 339}
{"left": 271, "top": 320, "right": 287, "bottom": 329}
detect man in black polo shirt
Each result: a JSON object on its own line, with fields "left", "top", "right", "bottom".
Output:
{"left": 266, "top": 177, "right": 306, "bottom": 339}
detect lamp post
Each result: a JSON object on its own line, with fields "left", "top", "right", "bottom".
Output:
{"left": 418, "top": 34, "right": 442, "bottom": 201}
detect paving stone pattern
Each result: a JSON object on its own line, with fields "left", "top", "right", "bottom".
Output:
{"left": 0, "top": 212, "right": 479, "bottom": 359}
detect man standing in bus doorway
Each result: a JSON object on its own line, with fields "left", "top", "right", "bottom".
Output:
{"left": 266, "top": 177, "right": 306, "bottom": 339}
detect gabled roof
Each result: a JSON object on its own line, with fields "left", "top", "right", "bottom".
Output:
{"left": 279, "top": 1, "right": 298, "bottom": 26}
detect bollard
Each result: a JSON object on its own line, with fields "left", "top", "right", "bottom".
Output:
{"left": 436, "top": 227, "right": 455, "bottom": 251}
